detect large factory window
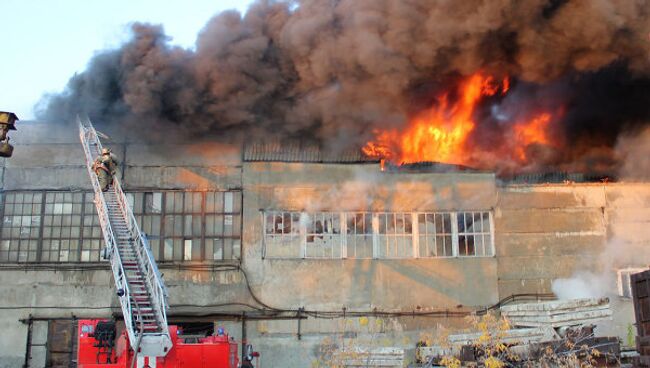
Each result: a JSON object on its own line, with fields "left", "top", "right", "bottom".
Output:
{"left": 376, "top": 213, "right": 414, "bottom": 258}
{"left": 305, "top": 212, "right": 342, "bottom": 258}
{"left": 263, "top": 210, "right": 494, "bottom": 259}
{"left": 0, "top": 192, "right": 42, "bottom": 262}
{"left": 0, "top": 190, "right": 242, "bottom": 264}
{"left": 457, "top": 211, "right": 493, "bottom": 257}
{"left": 264, "top": 211, "right": 303, "bottom": 258}
{"left": 417, "top": 213, "right": 454, "bottom": 257}
{"left": 345, "top": 213, "right": 373, "bottom": 258}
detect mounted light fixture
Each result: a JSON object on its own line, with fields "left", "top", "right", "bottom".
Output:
{"left": 0, "top": 111, "right": 18, "bottom": 157}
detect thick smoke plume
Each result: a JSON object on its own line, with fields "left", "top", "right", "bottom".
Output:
{"left": 37, "top": 0, "right": 650, "bottom": 174}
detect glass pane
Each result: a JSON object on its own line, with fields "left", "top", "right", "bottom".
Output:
{"left": 192, "top": 238, "right": 201, "bottom": 260}
{"left": 205, "top": 192, "right": 216, "bottom": 213}
{"left": 173, "top": 239, "right": 183, "bottom": 260}
{"left": 184, "top": 193, "right": 194, "bottom": 213}
{"left": 404, "top": 214, "right": 412, "bottom": 233}
{"left": 213, "top": 239, "right": 224, "bottom": 260}
{"left": 164, "top": 239, "right": 174, "bottom": 261}
{"left": 467, "top": 235, "right": 475, "bottom": 255}
{"left": 183, "top": 239, "right": 192, "bottom": 261}
{"left": 149, "top": 239, "right": 160, "bottom": 260}
{"left": 474, "top": 213, "right": 482, "bottom": 232}
{"left": 465, "top": 212, "right": 474, "bottom": 233}
{"left": 459, "top": 235, "right": 467, "bottom": 256}
{"left": 193, "top": 193, "right": 202, "bottom": 213}
{"left": 174, "top": 192, "right": 184, "bottom": 213}
{"left": 457, "top": 213, "right": 465, "bottom": 232}
{"left": 184, "top": 215, "right": 193, "bottom": 237}
{"left": 443, "top": 214, "right": 451, "bottom": 233}
{"left": 205, "top": 238, "right": 214, "bottom": 260}
{"left": 165, "top": 192, "right": 175, "bottom": 212}
{"left": 232, "top": 192, "right": 242, "bottom": 212}
{"left": 192, "top": 216, "right": 202, "bottom": 237}
{"left": 483, "top": 235, "right": 494, "bottom": 256}
{"left": 224, "top": 215, "right": 233, "bottom": 236}
{"left": 224, "top": 192, "right": 234, "bottom": 213}
{"left": 214, "top": 192, "right": 224, "bottom": 213}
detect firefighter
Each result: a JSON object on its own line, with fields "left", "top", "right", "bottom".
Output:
{"left": 93, "top": 148, "right": 118, "bottom": 191}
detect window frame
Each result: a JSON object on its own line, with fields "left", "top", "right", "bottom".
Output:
{"left": 617, "top": 267, "right": 647, "bottom": 298}
{"left": 262, "top": 210, "right": 495, "bottom": 260}
{"left": 0, "top": 190, "right": 242, "bottom": 264}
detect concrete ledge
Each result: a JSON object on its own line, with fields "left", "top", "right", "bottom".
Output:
{"left": 498, "top": 186, "right": 606, "bottom": 209}
{"left": 497, "top": 255, "right": 600, "bottom": 280}
{"left": 495, "top": 208, "right": 605, "bottom": 233}
{"left": 3, "top": 167, "right": 91, "bottom": 190}
{"left": 495, "top": 232, "right": 606, "bottom": 257}
{"left": 123, "top": 166, "right": 241, "bottom": 190}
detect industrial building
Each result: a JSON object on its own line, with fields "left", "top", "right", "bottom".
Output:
{"left": 1, "top": 121, "right": 648, "bottom": 367}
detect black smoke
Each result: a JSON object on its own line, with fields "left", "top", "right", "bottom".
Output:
{"left": 37, "top": 0, "right": 650, "bottom": 174}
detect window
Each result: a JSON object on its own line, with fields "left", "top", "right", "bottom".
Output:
{"left": 457, "top": 212, "right": 492, "bottom": 257}
{"left": 618, "top": 268, "right": 647, "bottom": 298}
{"left": 0, "top": 190, "right": 242, "bottom": 264}
{"left": 305, "top": 212, "right": 342, "bottom": 258}
{"left": 377, "top": 213, "right": 413, "bottom": 258}
{"left": 262, "top": 210, "right": 494, "bottom": 259}
{"left": 1, "top": 192, "right": 41, "bottom": 262}
{"left": 264, "top": 211, "right": 302, "bottom": 258}
{"left": 418, "top": 213, "right": 453, "bottom": 257}
{"left": 345, "top": 213, "right": 373, "bottom": 258}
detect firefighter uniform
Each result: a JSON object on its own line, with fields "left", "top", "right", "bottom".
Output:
{"left": 93, "top": 148, "right": 118, "bottom": 191}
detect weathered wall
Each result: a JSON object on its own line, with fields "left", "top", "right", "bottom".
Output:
{"left": 0, "top": 122, "right": 248, "bottom": 367}
{"left": 2, "top": 123, "right": 648, "bottom": 367}
{"left": 3, "top": 121, "right": 242, "bottom": 191}
{"left": 496, "top": 183, "right": 650, "bottom": 342}
{"left": 241, "top": 162, "right": 499, "bottom": 310}
{"left": 495, "top": 185, "right": 608, "bottom": 296}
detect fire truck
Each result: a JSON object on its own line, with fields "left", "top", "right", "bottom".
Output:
{"left": 77, "top": 117, "right": 258, "bottom": 368}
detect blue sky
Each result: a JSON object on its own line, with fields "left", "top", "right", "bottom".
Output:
{"left": 0, "top": 0, "right": 253, "bottom": 120}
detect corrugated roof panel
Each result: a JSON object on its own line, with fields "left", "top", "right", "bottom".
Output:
{"left": 243, "top": 142, "right": 378, "bottom": 163}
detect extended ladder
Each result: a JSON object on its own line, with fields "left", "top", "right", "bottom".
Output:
{"left": 78, "top": 116, "right": 172, "bottom": 360}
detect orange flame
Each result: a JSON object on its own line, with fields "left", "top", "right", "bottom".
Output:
{"left": 513, "top": 113, "right": 552, "bottom": 161}
{"left": 363, "top": 72, "right": 556, "bottom": 168}
{"left": 363, "top": 73, "right": 503, "bottom": 165}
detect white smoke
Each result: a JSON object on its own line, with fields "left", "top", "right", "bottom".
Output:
{"left": 551, "top": 271, "right": 611, "bottom": 300}
{"left": 552, "top": 235, "right": 648, "bottom": 300}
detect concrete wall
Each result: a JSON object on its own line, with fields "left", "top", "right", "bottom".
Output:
{"left": 1, "top": 123, "right": 648, "bottom": 367}
{"left": 496, "top": 183, "right": 650, "bottom": 343}
{"left": 495, "top": 185, "right": 608, "bottom": 296}
{"left": 3, "top": 121, "right": 242, "bottom": 191}
{"left": 0, "top": 122, "right": 249, "bottom": 367}
{"left": 241, "top": 162, "right": 499, "bottom": 311}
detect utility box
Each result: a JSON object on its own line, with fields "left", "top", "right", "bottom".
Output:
{"left": 631, "top": 270, "right": 650, "bottom": 367}
{"left": 0, "top": 111, "right": 18, "bottom": 157}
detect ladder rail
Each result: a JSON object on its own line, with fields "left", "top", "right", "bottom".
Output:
{"left": 78, "top": 117, "right": 137, "bottom": 345}
{"left": 77, "top": 116, "right": 171, "bottom": 356}
{"left": 112, "top": 174, "right": 170, "bottom": 331}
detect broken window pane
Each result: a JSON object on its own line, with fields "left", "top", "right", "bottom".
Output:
{"left": 456, "top": 211, "right": 492, "bottom": 257}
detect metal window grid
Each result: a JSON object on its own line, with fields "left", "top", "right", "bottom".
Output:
{"left": 0, "top": 190, "right": 242, "bottom": 264}
{"left": 262, "top": 210, "right": 495, "bottom": 260}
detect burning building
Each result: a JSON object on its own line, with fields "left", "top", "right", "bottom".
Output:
{"left": 3, "top": 0, "right": 650, "bottom": 366}
{"left": 1, "top": 120, "right": 649, "bottom": 367}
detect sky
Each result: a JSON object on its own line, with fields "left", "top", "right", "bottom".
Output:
{"left": 0, "top": 0, "right": 253, "bottom": 120}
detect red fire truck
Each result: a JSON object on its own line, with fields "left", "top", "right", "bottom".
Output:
{"left": 77, "top": 117, "right": 258, "bottom": 368}
{"left": 77, "top": 320, "right": 248, "bottom": 368}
